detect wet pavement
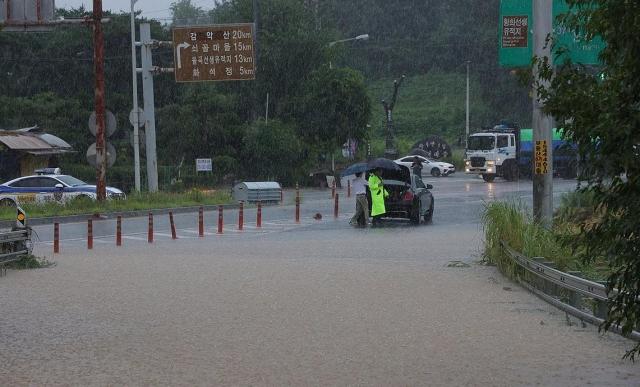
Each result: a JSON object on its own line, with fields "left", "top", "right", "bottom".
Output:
{"left": 2, "top": 175, "right": 638, "bottom": 386}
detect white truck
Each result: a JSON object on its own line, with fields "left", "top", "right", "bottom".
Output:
{"left": 464, "top": 124, "right": 520, "bottom": 182}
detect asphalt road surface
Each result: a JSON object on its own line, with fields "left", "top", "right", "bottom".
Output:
{"left": 1, "top": 175, "right": 638, "bottom": 386}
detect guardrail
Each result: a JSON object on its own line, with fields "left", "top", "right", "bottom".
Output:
{"left": 0, "top": 228, "right": 32, "bottom": 277}
{"left": 500, "top": 240, "right": 640, "bottom": 341}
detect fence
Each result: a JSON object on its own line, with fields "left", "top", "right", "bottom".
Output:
{"left": 0, "top": 228, "right": 32, "bottom": 276}
{"left": 500, "top": 240, "right": 640, "bottom": 341}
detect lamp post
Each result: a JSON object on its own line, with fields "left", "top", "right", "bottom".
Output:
{"left": 465, "top": 60, "right": 470, "bottom": 150}
{"left": 130, "top": 0, "right": 141, "bottom": 192}
{"left": 328, "top": 34, "right": 369, "bottom": 69}
{"left": 326, "top": 33, "right": 370, "bottom": 171}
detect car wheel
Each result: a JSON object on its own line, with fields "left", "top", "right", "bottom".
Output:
{"left": 482, "top": 174, "right": 495, "bottom": 183}
{"left": 0, "top": 198, "right": 16, "bottom": 207}
{"left": 424, "top": 197, "right": 434, "bottom": 224}
{"left": 431, "top": 167, "right": 441, "bottom": 177}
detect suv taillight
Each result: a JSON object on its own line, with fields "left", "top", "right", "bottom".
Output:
{"left": 403, "top": 191, "right": 414, "bottom": 201}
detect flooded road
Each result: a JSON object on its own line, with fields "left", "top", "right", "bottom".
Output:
{"left": 1, "top": 176, "right": 638, "bottom": 386}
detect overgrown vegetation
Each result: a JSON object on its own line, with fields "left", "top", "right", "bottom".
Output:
{"left": 5, "top": 255, "right": 54, "bottom": 270}
{"left": 0, "top": 190, "right": 232, "bottom": 220}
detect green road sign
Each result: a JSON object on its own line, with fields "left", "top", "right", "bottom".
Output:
{"left": 499, "top": 0, "right": 604, "bottom": 67}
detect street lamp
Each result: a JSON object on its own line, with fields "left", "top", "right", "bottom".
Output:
{"left": 328, "top": 33, "right": 369, "bottom": 69}
{"left": 328, "top": 34, "right": 370, "bottom": 47}
{"left": 465, "top": 60, "right": 470, "bottom": 150}
{"left": 130, "top": 0, "right": 141, "bottom": 192}
{"left": 325, "top": 34, "right": 370, "bottom": 172}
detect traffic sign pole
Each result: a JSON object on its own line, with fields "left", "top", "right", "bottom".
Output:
{"left": 130, "top": 0, "right": 141, "bottom": 192}
{"left": 533, "top": 0, "right": 554, "bottom": 227}
{"left": 140, "top": 23, "right": 159, "bottom": 192}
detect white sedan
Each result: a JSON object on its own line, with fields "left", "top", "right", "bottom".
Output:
{"left": 394, "top": 155, "right": 456, "bottom": 177}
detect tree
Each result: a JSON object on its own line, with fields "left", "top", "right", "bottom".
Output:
{"left": 537, "top": 1, "right": 640, "bottom": 360}
{"left": 241, "top": 119, "right": 302, "bottom": 183}
{"left": 296, "top": 67, "right": 371, "bottom": 160}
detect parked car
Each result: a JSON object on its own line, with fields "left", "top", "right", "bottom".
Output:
{"left": 0, "top": 168, "right": 126, "bottom": 206}
{"left": 394, "top": 155, "right": 455, "bottom": 177}
{"left": 367, "top": 164, "right": 434, "bottom": 224}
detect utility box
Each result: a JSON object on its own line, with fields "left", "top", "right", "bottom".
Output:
{"left": 232, "top": 182, "right": 282, "bottom": 203}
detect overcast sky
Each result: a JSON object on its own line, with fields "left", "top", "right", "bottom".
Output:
{"left": 56, "top": 0, "right": 217, "bottom": 21}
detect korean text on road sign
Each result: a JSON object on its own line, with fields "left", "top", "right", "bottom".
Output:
{"left": 173, "top": 24, "right": 256, "bottom": 83}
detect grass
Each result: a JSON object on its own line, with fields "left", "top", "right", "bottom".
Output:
{"left": 482, "top": 194, "right": 607, "bottom": 281}
{"left": 0, "top": 189, "right": 232, "bottom": 220}
{"left": 482, "top": 201, "right": 574, "bottom": 276}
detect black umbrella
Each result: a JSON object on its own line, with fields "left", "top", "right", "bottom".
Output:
{"left": 341, "top": 162, "right": 368, "bottom": 177}
{"left": 367, "top": 157, "right": 401, "bottom": 171}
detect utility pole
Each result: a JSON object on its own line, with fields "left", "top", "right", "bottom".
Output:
{"left": 130, "top": 0, "right": 141, "bottom": 192}
{"left": 465, "top": 60, "right": 470, "bottom": 149}
{"left": 140, "top": 23, "right": 159, "bottom": 192}
{"left": 533, "top": 0, "right": 554, "bottom": 226}
{"left": 93, "top": 0, "right": 107, "bottom": 201}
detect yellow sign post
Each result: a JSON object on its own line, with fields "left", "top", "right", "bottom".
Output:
{"left": 534, "top": 140, "right": 549, "bottom": 175}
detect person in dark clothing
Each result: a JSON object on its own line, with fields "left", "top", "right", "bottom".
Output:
{"left": 411, "top": 156, "right": 423, "bottom": 177}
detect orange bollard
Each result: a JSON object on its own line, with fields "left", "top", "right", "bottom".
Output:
{"left": 347, "top": 179, "right": 351, "bottom": 198}
{"left": 87, "top": 218, "right": 93, "bottom": 250}
{"left": 148, "top": 212, "right": 153, "bottom": 243}
{"left": 116, "top": 215, "right": 122, "bottom": 246}
{"left": 218, "top": 206, "right": 223, "bottom": 234}
{"left": 53, "top": 222, "right": 60, "bottom": 254}
{"left": 334, "top": 193, "right": 339, "bottom": 218}
{"left": 169, "top": 211, "right": 177, "bottom": 240}
{"left": 198, "top": 207, "right": 204, "bottom": 237}
{"left": 257, "top": 201, "right": 262, "bottom": 228}
{"left": 238, "top": 201, "right": 244, "bottom": 230}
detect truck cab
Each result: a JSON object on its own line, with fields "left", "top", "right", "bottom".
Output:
{"left": 464, "top": 124, "right": 519, "bottom": 182}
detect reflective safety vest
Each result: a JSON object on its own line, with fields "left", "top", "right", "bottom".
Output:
{"left": 368, "top": 174, "right": 388, "bottom": 216}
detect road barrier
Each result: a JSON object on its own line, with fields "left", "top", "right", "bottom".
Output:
{"left": 331, "top": 180, "right": 336, "bottom": 199}
{"left": 53, "top": 223, "right": 60, "bottom": 254}
{"left": 87, "top": 219, "right": 93, "bottom": 250}
{"left": 238, "top": 201, "right": 244, "bottom": 230}
{"left": 198, "top": 207, "right": 204, "bottom": 237}
{"left": 500, "top": 240, "right": 640, "bottom": 341}
{"left": 280, "top": 189, "right": 283, "bottom": 205}
{"left": 0, "top": 228, "right": 32, "bottom": 276}
{"left": 148, "top": 212, "right": 153, "bottom": 243}
{"left": 334, "top": 193, "right": 339, "bottom": 218}
{"left": 217, "top": 206, "right": 223, "bottom": 234}
{"left": 257, "top": 201, "right": 262, "bottom": 228}
{"left": 169, "top": 211, "right": 177, "bottom": 240}
{"left": 116, "top": 216, "right": 122, "bottom": 246}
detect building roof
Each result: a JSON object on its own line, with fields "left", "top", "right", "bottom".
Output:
{"left": 0, "top": 126, "right": 73, "bottom": 155}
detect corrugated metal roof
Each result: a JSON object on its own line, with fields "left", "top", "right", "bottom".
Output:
{"left": 0, "top": 127, "right": 73, "bottom": 154}
{"left": 0, "top": 133, "right": 51, "bottom": 150}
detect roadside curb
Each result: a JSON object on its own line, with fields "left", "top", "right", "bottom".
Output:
{"left": 0, "top": 203, "right": 247, "bottom": 228}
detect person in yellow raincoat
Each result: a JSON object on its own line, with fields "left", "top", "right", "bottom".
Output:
{"left": 368, "top": 168, "right": 388, "bottom": 226}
